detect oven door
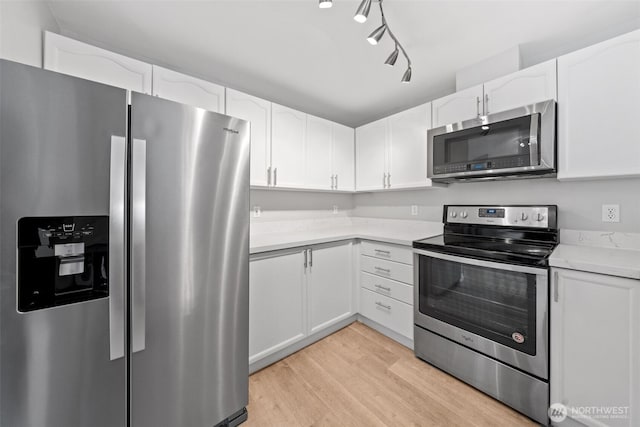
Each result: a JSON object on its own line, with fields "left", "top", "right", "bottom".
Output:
{"left": 413, "top": 249, "right": 549, "bottom": 380}
{"left": 428, "top": 99, "right": 555, "bottom": 181}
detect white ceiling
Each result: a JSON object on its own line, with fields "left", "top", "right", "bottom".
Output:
{"left": 47, "top": 0, "right": 640, "bottom": 127}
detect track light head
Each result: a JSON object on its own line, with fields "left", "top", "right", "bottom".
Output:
{"left": 385, "top": 46, "right": 399, "bottom": 66}
{"left": 401, "top": 67, "right": 412, "bottom": 83}
{"left": 354, "top": 0, "right": 372, "bottom": 23}
{"left": 367, "top": 24, "right": 386, "bottom": 45}
{"left": 319, "top": 0, "right": 332, "bottom": 9}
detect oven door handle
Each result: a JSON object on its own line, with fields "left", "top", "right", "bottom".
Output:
{"left": 412, "top": 248, "right": 547, "bottom": 275}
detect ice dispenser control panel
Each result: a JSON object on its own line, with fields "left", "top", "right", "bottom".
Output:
{"left": 17, "top": 216, "right": 109, "bottom": 312}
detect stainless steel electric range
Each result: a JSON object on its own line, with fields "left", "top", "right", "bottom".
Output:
{"left": 413, "top": 205, "right": 558, "bottom": 425}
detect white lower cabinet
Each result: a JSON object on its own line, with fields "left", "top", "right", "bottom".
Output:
{"left": 360, "top": 288, "right": 413, "bottom": 339}
{"left": 358, "top": 241, "right": 414, "bottom": 340}
{"left": 249, "top": 250, "right": 305, "bottom": 364}
{"left": 249, "top": 242, "right": 354, "bottom": 365}
{"left": 551, "top": 268, "right": 640, "bottom": 427}
{"left": 308, "top": 243, "right": 353, "bottom": 334}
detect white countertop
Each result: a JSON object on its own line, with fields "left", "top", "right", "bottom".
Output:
{"left": 250, "top": 217, "right": 443, "bottom": 254}
{"left": 549, "top": 230, "right": 640, "bottom": 280}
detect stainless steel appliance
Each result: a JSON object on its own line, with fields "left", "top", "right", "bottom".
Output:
{"left": 413, "top": 205, "right": 558, "bottom": 425}
{"left": 0, "top": 60, "right": 250, "bottom": 427}
{"left": 428, "top": 100, "right": 556, "bottom": 182}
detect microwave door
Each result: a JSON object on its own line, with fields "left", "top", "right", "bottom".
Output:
{"left": 428, "top": 100, "right": 556, "bottom": 181}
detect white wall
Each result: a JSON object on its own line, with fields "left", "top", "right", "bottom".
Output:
{"left": 353, "top": 178, "right": 640, "bottom": 232}
{"left": 250, "top": 189, "right": 353, "bottom": 222}
{"left": 0, "top": 1, "right": 59, "bottom": 67}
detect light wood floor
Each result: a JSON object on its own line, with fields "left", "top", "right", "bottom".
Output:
{"left": 246, "top": 322, "right": 537, "bottom": 427}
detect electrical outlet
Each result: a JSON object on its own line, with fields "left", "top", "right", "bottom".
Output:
{"left": 411, "top": 205, "right": 419, "bottom": 216}
{"left": 602, "top": 204, "right": 620, "bottom": 223}
{"left": 253, "top": 206, "right": 261, "bottom": 218}
{"left": 332, "top": 205, "right": 339, "bottom": 214}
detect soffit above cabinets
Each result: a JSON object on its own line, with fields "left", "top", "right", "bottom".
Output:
{"left": 46, "top": 0, "right": 640, "bottom": 127}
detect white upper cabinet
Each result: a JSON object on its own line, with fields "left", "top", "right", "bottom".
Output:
{"left": 557, "top": 30, "right": 640, "bottom": 180}
{"left": 43, "top": 32, "right": 152, "bottom": 94}
{"left": 356, "top": 118, "right": 388, "bottom": 191}
{"left": 483, "top": 59, "right": 557, "bottom": 114}
{"left": 388, "top": 103, "right": 432, "bottom": 189}
{"left": 551, "top": 268, "right": 640, "bottom": 427}
{"left": 356, "top": 103, "right": 434, "bottom": 191}
{"left": 305, "top": 115, "right": 334, "bottom": 190}
{"left": 271, "top": 103, "right": 307, "bottom": 188}
{"left": 151, "top": 66, "right": 225, "bottom": 113}
{"left": 332, "top": 123, "right": 355, "bottom": 191}
{"left": 308, "top": 243, "right": 353, "bottom": 334}
{"left": 431, "top": 84, "right": 484, "bottom": 128}
{"left": 225, "top": 89, "right": 272, "bottom": 187}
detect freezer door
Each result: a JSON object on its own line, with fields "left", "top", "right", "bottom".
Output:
{"left": 130, "top": 93, "right": 250, "bottom": 427}
{"left": 0, "top": 60, "right": 127, "bottom": 427}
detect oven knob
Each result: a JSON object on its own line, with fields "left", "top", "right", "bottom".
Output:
{"left": 536, "top": 213, "right": 545, "bottom": 222}
{"left": 461, "top": 211, "right": 468, "bottom": 218}
{"left": 450, "top": 211, "right": 457, "bottom": 218}
{"left": 520, "top": 212, "right": 528, "bottom": 221}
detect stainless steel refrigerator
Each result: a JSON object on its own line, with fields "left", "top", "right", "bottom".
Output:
{"left": 0, "top": 59, "right": 250, "bottom": 427}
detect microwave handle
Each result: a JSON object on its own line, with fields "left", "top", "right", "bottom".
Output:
{"left": 529, "top": 113, "right": 540, "bottom": 166}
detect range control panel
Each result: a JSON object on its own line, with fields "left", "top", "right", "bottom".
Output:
{"left": 444, "top": 205, "right": 557, "bottom": 229}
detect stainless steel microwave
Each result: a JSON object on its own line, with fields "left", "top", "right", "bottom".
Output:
{"left": 428, "top": 100, "right": 556, "bottom": 182}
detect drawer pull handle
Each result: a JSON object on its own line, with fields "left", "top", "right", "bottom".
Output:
{"left": 374, "top": 249, "right": 391, "bottom": 255}
{"left": 374, "top": 266, "right": 391, "bottom": 273}
{"left": 375, "top": 302, "right": 391, "bottom": 310}
{"left": 375, "top": 284, "right": 391, "bottom": 292}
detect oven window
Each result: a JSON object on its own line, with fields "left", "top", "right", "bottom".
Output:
{"left": 418, "top": 255, "right": 536, "bottom": 355}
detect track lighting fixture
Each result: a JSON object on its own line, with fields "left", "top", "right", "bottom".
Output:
{"left": 401, "top": 67, "right": 412, "bottom": 83}
{"left": 322, "top": 0, "right": 413, "bottom": 83}
{"left": 367, "top": 24, "right": 386, "bottom": 45}
{"left": 385, "top": 45, "right": 399, "bottom": 66}
{"left": 353, "top": 0, "right": 372, "bottom": 23}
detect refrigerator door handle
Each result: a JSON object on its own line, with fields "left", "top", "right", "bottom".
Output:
{"left": 109, "top": 136, "right": 126, "bottom": 361}
{"left": 131, "top": 138, "right": 147, "bottom": 353}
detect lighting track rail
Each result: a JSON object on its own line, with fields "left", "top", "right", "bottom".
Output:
{"left": 320, "top": 0, "right": 413, "bottom": 83}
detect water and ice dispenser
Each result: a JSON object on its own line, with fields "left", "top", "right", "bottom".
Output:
{"left": 17, "top": 216, "right": 109, "bottom": 312}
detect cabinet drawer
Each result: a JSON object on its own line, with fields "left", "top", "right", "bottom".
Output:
{"left": 360, "top": 288, "right": 413, "bottom": 339}
{"left": 361, "top": 271, "right": 413, "bottom": 305}
{"left": 361, "top": 255, "right": 413, "bottom": 285}
{"left": 361, "top": 241, "right": 413, "bottom": 265}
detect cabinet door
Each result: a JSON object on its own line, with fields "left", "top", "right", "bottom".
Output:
{"left": 249, "top": 251, "right": 306, "bottom": 364}
{"left": 355, "top": 118, "right": 387, "bottom": 191}
{"left": 483, "top": 59, "right": 557, "bottom": 114}
{"left": 551, "top": 269, "right": 640, "bottom": 427}
{"left": 332, "top": 123, "right": 355, "bottom": 191}
{"left": 308, "top": 244, "right": 353, "bottom": 334}
{"left": 557, "top": 30, "right": 640, "bottom": 180}
{"left": 43, "top": 32, "right": 152, "bottom": 94}
{"left": 151, "top": 66, "right": 225, "bottom": 113}
{"left": 225, "top": 89, "right": 272, "bottom": 187}
{"left": 431, "top": 84, "right": 484, "bottom": 127}
{"left": 388, "top": 103, "right": 432, "bottom": 189}
{"left": 305, "top": 115, "right": 333, "bottom": 190}
{"left": 271, "top": 103, "right": 307, "bottom": 188}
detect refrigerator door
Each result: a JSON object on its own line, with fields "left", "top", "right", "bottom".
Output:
{"left": 0, "top": 60, "right": 127, "bottom": 427}
{"left": 130, "top": 93, "right": 250, "bottom": 427}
